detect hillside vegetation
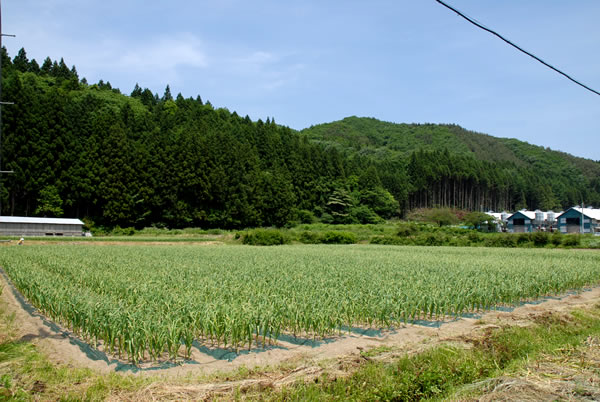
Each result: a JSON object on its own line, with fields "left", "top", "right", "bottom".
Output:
{"left": 302, "top": 117, "right": 600, "bottom": 211}
{"left": 1, "top": 48, "right": 599, "bottom": 229}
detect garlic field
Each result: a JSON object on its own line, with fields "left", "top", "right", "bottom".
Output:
{"left": 1, "top": 244, "right": 599, "bottom": 363}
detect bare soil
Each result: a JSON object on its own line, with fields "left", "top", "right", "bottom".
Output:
{"left": 2, "top": 273, "right": 600, "bottom": 400}
{"left": 14, "top": 240, "right": 225, "bottom": 246}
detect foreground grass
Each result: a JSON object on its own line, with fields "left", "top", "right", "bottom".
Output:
{"left": 259, "top": 304, "right": 600, "bottom": 401}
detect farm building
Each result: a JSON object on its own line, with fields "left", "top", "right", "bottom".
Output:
{"left": 482, "top": 211, "right": 509, "bottom": 232}
{"left": 486, "top": 211, "right": 503, "bottom": 222}
{"left": 0, "top": 216, "right": 85, "bottom": 237}
{"left": 506, "top": 210, "right": 560, "bottom": 233}
{"left": 506, "top": 210, "right": 535, "bottom": 233}
{"left": 557, "top": 207, "right": 600, "bottom": 234}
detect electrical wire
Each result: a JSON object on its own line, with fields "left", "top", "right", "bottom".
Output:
{"left": 435, "top": 0, "right": 600, "bottom": 97}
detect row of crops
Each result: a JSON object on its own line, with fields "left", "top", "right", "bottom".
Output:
{"left": 0, "top": 244, "right": 599, "bottom": 363}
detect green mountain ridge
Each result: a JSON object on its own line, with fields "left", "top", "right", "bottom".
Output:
{"left": 301, "top": 116, "right": 599, "bottom": 177}
{"left": 1, "top": 47, "right": 599, "bottom": 229}
{"left": 302, "top": 116, "right": 600, "bottom": 209}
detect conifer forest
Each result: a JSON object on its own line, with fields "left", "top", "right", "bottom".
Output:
{"left": 2, "top": 48, "right": 599, "bottom": 229}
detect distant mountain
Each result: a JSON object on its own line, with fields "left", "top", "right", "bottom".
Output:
{"left": 302, "top": 116, "right": 598, "bottom": 175}
{"left": 301, "top": 116, "right": 600, "bottom": 210}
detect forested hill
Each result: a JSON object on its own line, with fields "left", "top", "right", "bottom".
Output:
{"left": 1, "top": 48, "right": 382, "bottom": 229}
{"left": 1, "top": 48, "right": 599, "bottom": 229}
{"left": 302, "top": 117, "right": 600, "bottom": 210}
{"left": 302, "top": 116, "right": 600, "bottom": 177}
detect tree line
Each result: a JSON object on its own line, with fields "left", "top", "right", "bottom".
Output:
{"left": 1, "top": 48, "right": 598, "bottom": 229}
{"left": 1, "top": 48, "right": 401, "bottom": 228}
{"left": 303, "top": 118, "right": 600, "bottom": 212}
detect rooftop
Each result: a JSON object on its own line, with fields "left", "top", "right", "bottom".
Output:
{"left": 0, "top": 216, "right": 84, "bottom": 225}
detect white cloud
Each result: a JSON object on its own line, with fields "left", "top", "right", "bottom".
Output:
{"left": 116, "top": 34, "right": 208, "bottom": 72}
{"left": 76, "top": 33, "right": 208, "bottom": 91}
{"left": 222, "top": 50, "right": 305, "bottom": 92}
{"left": 229, "top": 51, "right": 278, "bottom": 74}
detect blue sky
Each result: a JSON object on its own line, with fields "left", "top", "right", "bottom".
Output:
{"left": 4, "top": 0, "right": 600, "bottom": 160}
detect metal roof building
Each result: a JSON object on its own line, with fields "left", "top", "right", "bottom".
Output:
{"left": 557, "top": 207, "right": 600, "bottom": 234}
{"left": 506, "top": 210, "right": 561, "bottom": 233}
{"left": 506, "top": 210, "right": 536, "bottom": 233}
{"left": 0, "top": 216, "right": 85, "bottom": 237}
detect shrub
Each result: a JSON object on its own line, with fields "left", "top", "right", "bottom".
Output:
{"left": 298, "top": 231, "right": 320, "bottom": 244}
{"left": 551, "top": 232, "right": 563, "bottom": 246}
{"left": 350, "top": 205, "right": 382, "bottom": 224}
{"left": 284, "top": 220, "right": 300, "bottom": 229}
{"left": 463, "top": 211, "right": 495, "bottom": 231}
{"left": 531, "top": 231, "right": 550, "bottom": 247}
{"left": 448, "top": 236, "right": 472, "bottom": 247}
{"left": 425, "top": 208, "right": 459, "bottom": 227}
{"left": 484, "top": 234, "right": 518, "bottom": 248}
{"left": 81, "top": 217, "right": 95, "bottom": 232}
{"left": 517, "top": 233, "right": 531, "bottom": 245}
{"left": 320, "top": 231, "right": 357, "bottom": 244}
{"left": 111, "top": 226, "right": 136, "bottom": 236}
{"left": 89, "top": 225, "right": 109, "bottom": 236}
{"left": 482, "top": 237, "right": 495, "bottom": 247}
{"left": 588, "top": 240, "right": 600, "bottom": 249}
{"left": 297, "top": 209, "right": 317, "bottom": 224}
{"left": 467, "top": 232, "right": 481, "bottom": 244}
{"left": 241, "top": 229, "right": 290, "bottom": 246}
{"left": 562, "top": 234, "right": 581, "bottom": 247}
{"left": 415, "top": 233, "right": 446, "bottom": 246}
{"left": 208, "top": 228, "right": 225, "bottom": 235}
{"left": 499, "top": 234, "right": 518, "bottom": 248}
{"left": 397, "top": 222, "right": 419, "bottom": 237}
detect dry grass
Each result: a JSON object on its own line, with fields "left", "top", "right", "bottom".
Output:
{"left": 456, "top": 330, "right": 600, "bottom": 401}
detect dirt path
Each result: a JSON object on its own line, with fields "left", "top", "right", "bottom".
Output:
{"left": 2, "top": 272, "right": 600, "bottom": 398}
{"left": 16, "top": 240, "right": 225, "bottom": 246}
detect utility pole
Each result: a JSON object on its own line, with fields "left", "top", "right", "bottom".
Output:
{"left": 0, "top": 0, "right": 16, "bottom": 216}
{"left": 581, "top": 202, "right": 585, "bottom": 234}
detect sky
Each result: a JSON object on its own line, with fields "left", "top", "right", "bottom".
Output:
{"left": 3, "top": 0, "right": 600, "bottom": 160}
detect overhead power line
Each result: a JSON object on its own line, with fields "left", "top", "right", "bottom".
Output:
{"left": 435, "top": 0, "right": 600, "bottom": 97}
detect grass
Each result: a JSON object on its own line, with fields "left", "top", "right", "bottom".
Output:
{"left": 260, "top": 305, "right": 600, "bottom": 401}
